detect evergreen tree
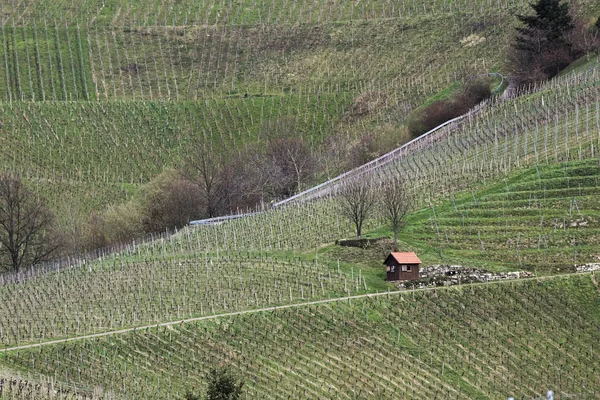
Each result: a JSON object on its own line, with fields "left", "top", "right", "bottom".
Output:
{"left": 516, "top": 0, "right": 574, "bottom": 52}
{"left": 510, "top": 0, "right": 576, "bottom": 83}
{"left": 596, "top": 17, "right": 600, "bottom": 31}
{"left": 205, "top": 368, "right": 244, "bottom": 400}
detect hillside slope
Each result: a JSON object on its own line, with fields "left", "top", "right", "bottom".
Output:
{"left": 2, "top": 274, "right": 599, "bottom": 399}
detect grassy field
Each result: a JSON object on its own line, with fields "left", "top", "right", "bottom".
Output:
{"left": 2, "top": 274, "right": 599, "bottom": 399}
{"left": 0, "top": 0, "right": 538, "bottom": 27}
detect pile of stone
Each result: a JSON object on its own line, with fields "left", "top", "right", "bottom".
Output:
{"left": 575, "top": 263, "right": 600, "bottom": 273}
{"left": 396, "top": 265, "right": 534, "bottom": 290}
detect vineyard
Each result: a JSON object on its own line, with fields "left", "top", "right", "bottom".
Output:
{"left": 97, "top": 62, "right": 600, "bottom": 270}
{"left": 2, "top": 274, "right": 599, "bottom": 399}
{"left": 404, "top": 158, "right": 600, "bottom": 271}
{"left": 0, "top": 253, "right": 367, "bottom": 348}
{"left": 1, "top": 0, "right": 600, "bottom": 398}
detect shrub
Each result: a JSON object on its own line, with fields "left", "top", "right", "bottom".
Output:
{"left": 102, "top": 201, "right": 144, "bottom": 245}
{"left": 205, "top": 367, "right": 244, "bottom": 400}
{"left": 408, "top": 79, "right": 491, "bottom": 137}
{"left": 140, "top": 169, "right": 202, "bottom": 234}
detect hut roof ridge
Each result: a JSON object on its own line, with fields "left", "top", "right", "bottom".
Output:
{"left": 387, "top": 252, "right": 421, "bottom": 264}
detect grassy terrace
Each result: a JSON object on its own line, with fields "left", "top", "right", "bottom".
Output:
{"left": 1, "top": 0, "right": 600, "bottom": 398}
{"left": 401, "top": 159, "right": 600, "bottom": 271}
{"left": 2, "top": 274, "right": 599, "bottom": 399}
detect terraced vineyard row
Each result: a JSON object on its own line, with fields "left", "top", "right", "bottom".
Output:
{"left": 2, "top": 275, "right": 598, "bottom": 399}
{"left": 0, "top": 0, "right": 533, "bottom": 27}
{"left": 405, "top": 159, "right": 600, "bottom": 270}
{"left": 0, "top": 253, "right": 363, "bottom": 347}
{"left": 0, "top": 17, "right": 502, "bottom": 101}
{"left": 105, "top": 63, "right": 600, "bottom": 265}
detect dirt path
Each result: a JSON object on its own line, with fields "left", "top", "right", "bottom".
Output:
{"left": 0, "top": 273, "right": 580, "bottom": 354}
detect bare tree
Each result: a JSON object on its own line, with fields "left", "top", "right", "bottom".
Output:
{"left": 381, "top": 177, "right": 411, "bottom": 250}
{"left": 569, "top": 10, "right": 600, "bottom": 59}
{"left": 0, "top": 174, "right": 60, "bottom": 273}
{"left": 339, "top": 180, "right": 377, "bottom": 238}
{"left": 181, "top": 143, "right": 228, "bottom": 218}
{"left": 266, "top": 136, "right": 315, "bottom": 198}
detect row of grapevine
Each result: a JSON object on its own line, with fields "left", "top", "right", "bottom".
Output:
{"left": 0, "top": 25, "right": 93, "bottom": 101}
{"left": 7, "top": 60, "right": 598, "bottom": 286}
{"left": 2, "top": 275, "right": 598, "bottom": 399}
{"left": 405, "top": 159, "right": 600, "bottom": 270}
{"left": 0, "top": 0, "right": 538, "bottom": 27}
{"left": 0, "top": 93, "right": 347, "bottom": 186}
{"left": 101, "top": 62, "right": 600, "bottom": 264}
{"left": 0, "top": 253, "right": 363, "bottom": 347}
{"left": 0, "top": 16, "right": 503, "bottom": 101}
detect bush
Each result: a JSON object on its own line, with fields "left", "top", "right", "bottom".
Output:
{"left": 140, "top": 169, "right": 202, "bottom": 234}
{"left": 102, "top": 201, "right": 144, "bottom": 245}
{"left": 205, "top": 367, "right": 244, "bottom": 400}
{"left": 408, "top": 79, "right": 491, "bottom": 137}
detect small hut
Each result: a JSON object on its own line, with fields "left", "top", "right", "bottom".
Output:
{"left": 384, "top": 252, "right": 421, "bottom": 281}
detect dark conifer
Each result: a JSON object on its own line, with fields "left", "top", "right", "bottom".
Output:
{"left": 516, "top": 0, "right": 574, "bottom": 52}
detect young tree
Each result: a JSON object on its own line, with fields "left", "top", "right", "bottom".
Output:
{"left": 339, "top": 180, "right": 377, "bottom": 238}
{"left": 511, "top": 0, "right": 575, "bottom": 83}
{"left": 0, "top": 174, "right": 60, "bottom": 273}
{"left": 205, "top": 367, "right": 244, "bottom": 400}
{"left": 381, "top": 177, "right": 411, "bottom": 251}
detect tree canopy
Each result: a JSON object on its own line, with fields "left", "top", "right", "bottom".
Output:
{"left": 0, "top": 174, "right": 60, "bottom": 273}
{"left": 516, "top": 0, "right": 574, "bottom": 48}
{"left": 511, "top": 0, "right": 576, "bottom": 84}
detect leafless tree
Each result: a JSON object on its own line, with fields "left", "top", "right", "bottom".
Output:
{"left": 0, "top": 174, "right": 60, "bottom": 273}
{"left": 569, "top": 12, "right": 600, "bottom": 59}
{"left": 266, "top": 136, "right": 315, "bottom": 198}
{"left": 339, "top": 180, "right": 377, "bottom": 238}
{"left": 381, "top": 177, "right": 411, "bottom": 250}
{"left": 181, "top": 143, "right": 228, "bottom": 218}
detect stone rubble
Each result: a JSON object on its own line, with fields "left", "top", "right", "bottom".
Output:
{"left": 396, "top": 265, "right": 534, "bottom": 290}
{"left": 575, "top": 263, "right": 600, "bottom": 273}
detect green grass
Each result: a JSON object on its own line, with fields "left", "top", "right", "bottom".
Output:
{"left": 0, "top": 15, "right": 512, "bottom": 101}
{"left": 557, "top": 53, "right": 600, "bottom": 77}
{"left": 390, "top": 159, "right": 600, "bottom": 272}
{"left": 0, "top": 26, "right": 94, "bottom": 101}
{"left": 0, "top": 93, "right": 349, "bottom": 226}
{"left": 2, "top": 274, "right": 599, "bottom": 399}
{"left": 1, "top": 2, "right": 600, "bottom": 398}
{"left": 0, "top": 0, "right": 532, "bottom": 27}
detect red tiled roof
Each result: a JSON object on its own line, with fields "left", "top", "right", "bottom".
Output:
{"left": 385, "top": 252, "right": 421, "bottom": 264}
